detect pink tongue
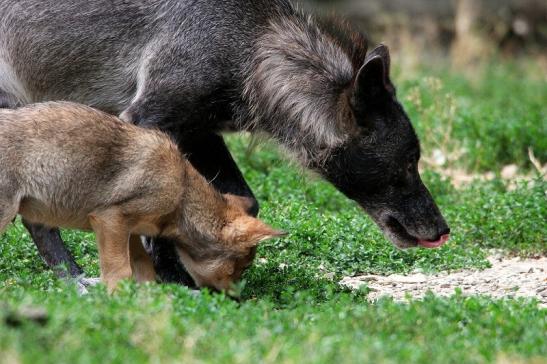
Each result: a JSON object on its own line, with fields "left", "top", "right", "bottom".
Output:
{"left": 417, "top": 234, "right": 450, "bottom": 248}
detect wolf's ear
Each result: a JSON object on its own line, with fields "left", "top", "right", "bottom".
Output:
{"left": 352, "top": 44, "right": 395, "bottom": 108}
{"left": 223, "top": 216, "right": 287, "bottom": 248}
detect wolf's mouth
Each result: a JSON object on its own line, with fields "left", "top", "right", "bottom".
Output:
{"left": 385, "top": 216, "right": 449, "bottom": 249}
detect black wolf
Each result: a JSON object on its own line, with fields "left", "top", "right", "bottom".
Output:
{"left": 0, "top": 0, "right": 450, "bottom": 284}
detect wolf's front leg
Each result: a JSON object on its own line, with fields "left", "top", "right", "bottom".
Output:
{"left": 129, "top": 235, "right": 156, "bottom": 283}
{"left": 89, "top": 211, "right": 132, "bottom": 293}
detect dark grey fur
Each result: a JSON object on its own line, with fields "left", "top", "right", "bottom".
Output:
{"left": 0, "top": 0, "right": 449, "bottom": 283}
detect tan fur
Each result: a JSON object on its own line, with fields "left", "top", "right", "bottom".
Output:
{"left": 0, "top": 102, "right": 284, "bottom": 293}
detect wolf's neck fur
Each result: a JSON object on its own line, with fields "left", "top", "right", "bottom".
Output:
{"left": 242, "top": 11, "right": 367, "bottom": 167}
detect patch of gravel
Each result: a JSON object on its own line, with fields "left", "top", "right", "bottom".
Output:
{"left": 340, "top": 253, "right": 547, "bottom": 307}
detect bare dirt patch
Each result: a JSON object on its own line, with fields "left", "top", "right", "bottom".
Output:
{"left": 422, "top": 148, "right": 546, "bottom": 189}
{"left": 340, "top": 253, "right": 547, "bottom": 307}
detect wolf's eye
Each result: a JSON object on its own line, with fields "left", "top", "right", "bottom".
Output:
{"left": 407, "top": 163, "right": 413, "bottom": 173}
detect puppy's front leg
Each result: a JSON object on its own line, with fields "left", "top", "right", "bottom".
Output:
{"left": 129, "top": 235, "right": 157, "bottom": 283}
{"left": 89, "top": 211, "right": 132, "bottom": 293}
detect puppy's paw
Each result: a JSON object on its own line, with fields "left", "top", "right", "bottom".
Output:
{"left": 76, "top": 277, "right": 101, "bottom": 295}
{"left": 188, "top": 289, "right": 201, "bottom": 297}
{"left": 80, "top": 277, "right": 101, "bottom": 286}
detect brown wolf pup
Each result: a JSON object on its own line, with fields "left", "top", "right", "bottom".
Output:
{"left": 0, "top": 102, "right": 284, "bottom": 292}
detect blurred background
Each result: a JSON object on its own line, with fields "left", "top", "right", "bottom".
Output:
{"left": 300, "top": 0, "right": 546, "bottom": 181}
{"left": 302, "top": 0, "right": 546, "bottom": 67}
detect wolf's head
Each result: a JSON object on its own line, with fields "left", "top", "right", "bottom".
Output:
{"left": 246, "top": 16, "right": 449, "bottom": 249}
{"left": 319, "top": 45, "right": 450, "bottom": 249}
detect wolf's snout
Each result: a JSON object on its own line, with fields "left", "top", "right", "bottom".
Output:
{"left": 437, "top": 227, "right": 451, "bottom": 241}
{"left": 380, "top": 214, "right": 450, "bottom": 249}
{"left": 413, "top": 222, "right": 451, "bottom": 249}
{"left": 416, "top": 233, "right": 450, "bottom": 249}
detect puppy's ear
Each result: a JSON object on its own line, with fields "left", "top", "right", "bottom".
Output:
{"left": 223, "top": 216, "right": 287, "bottom": 248}
{"left": 223, "top": 194, "right": 256, "bottom": 214}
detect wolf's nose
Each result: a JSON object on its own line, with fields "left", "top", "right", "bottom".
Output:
{"left": 439, "top": 227, "right": 451, "bottom": 236}
{"left": 438, "top": 234, "right": 450, "bottom": 244}
{"left": 432, "top": 228, "right": 450, "bottom": 243}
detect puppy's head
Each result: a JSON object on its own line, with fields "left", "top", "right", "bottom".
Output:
{"left": 176, "top": 194, "right": 285, "bottom": 292}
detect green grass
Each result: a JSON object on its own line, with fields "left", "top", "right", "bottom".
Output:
{"left": 1, "top": 285, "right": 545, "bottom": 364}
{"left": 0, "top": 62, "right": 546, "bottom": 363}
{"left": 399, "top": 61, "right": 546, "bottom": 172}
